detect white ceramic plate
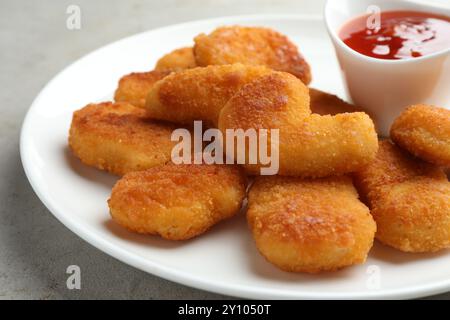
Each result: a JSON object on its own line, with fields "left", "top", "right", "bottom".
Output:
{"left": 21, "top": 15, "right": 450, "bottom": 299}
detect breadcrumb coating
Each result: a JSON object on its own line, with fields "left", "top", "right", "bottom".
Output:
{"left": 391, "top": 104, "right": 450, "bottom": 167}
{"left": 309, "top": 88, "right": 361, "bottom": 115}
{"left": 353, "top": 140, "right": 450, "bottom": 252}
{"left": 69, "top": 102, "right": 180, "bottom": 176}
{"left": 194, "top": 26, "right": 311, "bottom": 84}
{"left": 146, "top": 64, "right": 272, "bottom": 126}
{"left": 155, "top": 47, "right": 197, "bottom": 71}
{"left": 247, "top": 175, "right": 376, "bottom": 273}
{"left": 219, "top": 72, "right": 378, "bottom": 177}
{"left": 109, "top": 164, "right": 247, "bottom": 240}
{"left": 114, "top": 70, "right": 170, "bottom": 108}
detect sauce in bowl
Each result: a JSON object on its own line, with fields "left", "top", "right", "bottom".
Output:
{"left": 339, "top": 10, "right": 450, "bottom": 60}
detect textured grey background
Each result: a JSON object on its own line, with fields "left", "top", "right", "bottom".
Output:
{"left": 0, "top": 0, "right": 448, "bottom": 299}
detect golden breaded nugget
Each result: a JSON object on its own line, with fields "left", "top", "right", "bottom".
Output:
{"left": 194, "top": 26, "right": 311, "bottom": 84}
{"left": 247, "top": 175, "right": 376, "bottom": 273}
{"left": 69, "top": 102, "right": 180, "bottom": 176}
{"left": 146, "top": 64, "right": 272, "bottom": 126}
{"left": 219, "top": 72, "right": 378, "bottom": 177}
{"left": 155, "top": 47, "right": 197, "bottom": 71}
{"left": 114, "top": 70, "right": 170, "bottom": 108}
{"left": 353, "top": 140, "right": 450, "bottom": 252}
{"left": 309, "top": 88, "right": 361, "bottom": 115}
{"left": 108, "top": 164, "right": 247, "bottom": 240}
{"left": 391, "top": 104, "right": 450, "bottom": 167}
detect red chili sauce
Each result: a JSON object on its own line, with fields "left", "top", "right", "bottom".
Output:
{"left": 339, "top": 10, "right": 450, "bottom": 60}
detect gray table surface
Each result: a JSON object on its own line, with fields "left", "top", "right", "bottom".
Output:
{"left": 0, "top": 0, "right": 448, "bottom": 299}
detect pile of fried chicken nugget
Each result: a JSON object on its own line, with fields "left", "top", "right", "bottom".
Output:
{"left": 69, "top": 26, "right": 450, "bottom": 273}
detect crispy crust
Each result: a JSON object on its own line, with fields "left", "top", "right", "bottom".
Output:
{"left": 155, "top": 47, "right": 197, "bottom": 71}
{"left": 145, "top": 64, "right": 272, "bottom": 126}
{"left": 309, "top": 88, "right": 361, "bottom": 115}
{"left": 218, "top": 72, "right": 378, "bottom": 177}
{"left": 391, "top": 104, "right": 450, "bottom": 167}
{"left": 68, "top": 102, "right": 180, "bottom": 176}
{"left": 247, "top": 175, "right": 376, "bottom": 273}
{"left": 194, "top": 26, "right": 311, "bottom": 85}
{"left": 353, "top": 140, "right": 450, "bottom": 252}
{"left": 108, "top": 164, "right": 247, "bottom": 240}
{"left": 114, "top": 70, "right": 170, "bottom": 108}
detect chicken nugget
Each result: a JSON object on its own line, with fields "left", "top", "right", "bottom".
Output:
{"left": 309, "top": 88, "right": 361, "bottom": 115}
{"left": 194, "top": 26, "right": 311, "bottom": 85}
{"left": 391, "top": 104, "right": 450, "bottom": 167}
{"left": 69, "top": 102, "right": 180, "bottom": 176}
{"left": 247, "top": 175, "right": 376, "bottom": 273}
{"left": 114, "top": 70, "right": 170, "bottom": 108}
{"left": 155, "top": 47, "right": 197, "bottom": 71}
{"left": 219, "top": 72, "right": 378, "bottom": 177}
{"left": 145, "top": 64, "right": 272, "bottom": 126}
{"left": 108, "top": 164, "right": 247, "bottom": 240}
{"left": 353, "top": 140, "right": 450, "bottom": 252}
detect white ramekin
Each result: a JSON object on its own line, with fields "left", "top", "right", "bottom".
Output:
{"left": 325, "top": 0, "right": 450, "bottom": 136}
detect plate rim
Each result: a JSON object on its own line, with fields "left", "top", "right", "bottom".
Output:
{"left": 20, "top": 13, "right": 450, "bottom": 300}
